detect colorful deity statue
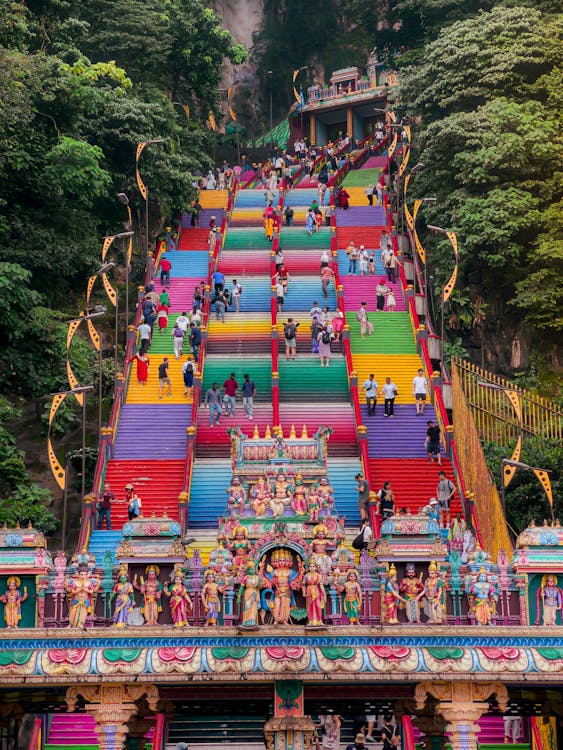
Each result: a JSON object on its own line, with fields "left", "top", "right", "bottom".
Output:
{"left": 311, "top": 524, "right": 333, "bottom": 578}
{"left": 65, "top": 565, "right": 101, "bottom": 628}
{"left": 230, "top": 526, "right": 251, "bottom": 572}
{"left": 307, "top": 482, "right": 321, "bottom": 523}
{"left": 423, "top": 561, "right": 445, "bottom": 624}
{"left": 133, "top": 565, "right": 163, "bottom": 625}
{"left": 272, "top": 470, "right": 291, "bottom": 511}
{"left": 382, "top": 564, "right": 404, "bottom": 624}
{"left": 537, "top": 575, "right": 563, "bottom": 626}
{"left": 399, "top": 563, "right": 424, "bottom": 623}
{"left": 269, "top": 434, "right": 290, "bottom": 459}
{"left": 201, "top": 571, "right": 225, "bottom": 626}
{"left": 110, "top": 567, "right": 135, "bottom": 627}
{"left": 290, "top": 474, "right": 308, "bottom": 516}
{"left": 0, "top": 576, "right": 28, "bottom": 629}
{"left": 302, "top": 560, "right": 326, "bottom": 626}
{"left": 227, "top": 476, "right": 247, "bottom": 517}
{"left": 467, "top": 567, "right": 497, "bottom": 626}
{"left": 252, "top": 475, "right": 271, "bottom": 516}
{"left": 238, "top": 560, "right": 263, "bottom": 627}
{"left": 338, "top": 570, "right": 363, "bottom": 624}
{"left": 260, "top": 548, "right": 303, "bottom": 625}
{"left": 163, "top": 568, "right": 192, "bottom": 627}
{"left": 318, "top": 477, "right": 335, "bottom": 515}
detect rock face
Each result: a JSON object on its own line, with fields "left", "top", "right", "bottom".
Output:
{"left": 214, "top": 0, "right": 263, "bottom": 55}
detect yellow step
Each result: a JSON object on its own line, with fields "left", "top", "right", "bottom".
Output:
{"left": 199, "top": 190, "right": 228, "bottom": 209}
{"left": 352, "top": 354, "right": 423, "bottom": 403}
{"left": 126, "top": 359, "right": 194, "bottom": 404}
{"left": 208, "top": 316, "right": 272, "bottom": 336}
{"left": 344, "top": 187, "right": 375, "bottom": 206}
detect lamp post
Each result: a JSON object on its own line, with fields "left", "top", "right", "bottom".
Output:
{"left": 267, "top": 70, "right": 273, "bottom": 152}
{"left": 135, "top": 139, "right": 167, "bottom": 256}
{"left": 427, "top": 225, "right": 459, "bottom": 364}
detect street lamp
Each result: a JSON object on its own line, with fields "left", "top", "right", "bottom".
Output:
{"left": 427, "top": 225, "right": 459, "bottom": 364}
{"left": 136, "top": 139, "right": 167, "bottom": 256}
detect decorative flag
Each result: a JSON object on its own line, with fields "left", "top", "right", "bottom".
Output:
{"left": 403, "top": 174, "right": 414, "bottom": 230}
{"left": 86, "top": 275, "right": 96, "bottom": 304}
{"left": 533, "top": 469, "right": 553, "bottom": 507}
{"left": 208, "top": 112, "right": 216, "bottom": 131}
{"left": 101, "top": 235, "right": 114, "bottom": 261}
{"left": 101, "top": 272, "right": 117, "bottom": 307}
{"left": 47, "top": 393, "right": 68, "bottom": 490}
{"left": 503, "top": 434, "right": 522, "bottom": 488}
{"left": 136, "top": 142, "right": 148, "bottom": 201}
{"left": 66, "top": 359, "right": 83, "bottom": 406}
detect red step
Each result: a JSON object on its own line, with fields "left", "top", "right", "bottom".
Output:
{"left": 337, "top": 226, "right": 383, "bottom": 250}
{"left": 178, "top": 228, "right": 210, "bottom": 250}
{"left": 367, "top": 458, "right": 461, "bottom": 516}
{"left": 102, "top": 460, "right": 184, "bottom": 527}
{"left": 218, "top": 253, "right": 271, "bottom": 275}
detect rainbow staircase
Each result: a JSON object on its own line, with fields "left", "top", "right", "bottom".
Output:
{"left": 336, "top": 170, "right": 459, "bottom": 516}
{"left": 44, "top": 713, "right": 98, "bottom": 750}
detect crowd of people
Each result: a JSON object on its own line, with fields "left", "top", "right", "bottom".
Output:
{"left": 204, "top": 373, "right": 257, "bottom": 427}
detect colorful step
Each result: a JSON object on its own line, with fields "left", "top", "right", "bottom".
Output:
{"left": 113, "top": 404, "right": 191, "bottom": 460}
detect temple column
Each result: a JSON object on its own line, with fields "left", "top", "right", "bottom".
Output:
{"left": 415, "top": 682, "right": 508, "bottom": 750}
{"left": 263, "top": 681, "right": 315, "bottom": 750}
{"left": 309, "top": 114, "right": 316, "bottom": 145}
{"left": 346, "top": 107, "right": 353, "bottom": 137}
{"left": 66, "top": 684, "right": 159, "bottom": 750}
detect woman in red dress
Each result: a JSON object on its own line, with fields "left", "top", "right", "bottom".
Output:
{"left": 156, "top": 303, "right": 169, "bottom": 334}
{"left": 131, "top": 352, "right": 149, "bottom": 384}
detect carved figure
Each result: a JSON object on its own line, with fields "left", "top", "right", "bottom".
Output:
{"left": 289, "top": 474, "right": 308, "bottom": 516}
{"left": 399, "top": 563, "right": 424, "bottom": 623}
{"left": 338, "top": 570, "right": 362, "bottom": 624}
{"left": 301, "top": 561, "right": 326, "bottom": 626}
{"left": 383, "top": 564, "right": 404, "bottom": 624}
{"left": 272, "top": 470, "right": 291, "bottom": 509}
{"left": 260, "top": 548, "right": 302, "bottom": 625}
{"left": 311, "top": 524, "right": 332, "bottom": 578}
{"left": 469, "top": 568, "right": 497, "bottom": 626}
{"left": 164, "top": 570, "right": 192, "bottom": 627}
{"left": 110, "top": 567, "right": 135, "bottom": 627}
{"left": 307, "top": 482, "right": 321, "bottom": 522}
{"left": 252, "top": 475, "right": 271, "bottom": 516}
{"left": 65, "top": 566, "right": 100, "bottom": 628}
{"left": 201, "top": 571, "right": 225, "bottom": 626}
{"left": 227, "top": 476, "right": 247, "bottom": 517}
{"left": 238, "top": 560, "right": 262, "bottom": 627}
{"left": 230, "top": 526, "right": 251, "bottom": 571}
{"left": 318, "top": 477, "right": 335, "bottom": 515}
{"left": 0, "top": 576, "right": 28, "bottom": 629}
{"left": 537, "top": 575, "right": 562, "bottom": 626}
{"left": 134, "top": 565, "right": 163, "bottom": 625}
{"left": 423, "top": 561, "right": 445, "bottom": 624}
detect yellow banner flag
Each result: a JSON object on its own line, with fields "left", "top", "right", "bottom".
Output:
{"left": 86, "top": 319, "right": 101, "bottom": 352}
{"left": 503, "top": 435, "right": 522, "bottom": 488}
{"left": 208, "top": 112, "right": 216, "bottom": 131}
{"left": 48, "top": 392, "right": 69, "bottom": 489}
{"left": 66, "top": 360, "right": 83, "bottom": 406}
{"left": 102, "top": 235, "right": 115, "bottom": 261}
{"left": 442, "top": 264, "right": 458, "bottom": 304}
{"left": 86, "top": 275, "right": 97, "bottom": 304}
{"left": 182, "top": 104, "right": 190, "bottom": 120}
{"left": 101, "top": 273, "right": 117, "bottom": 307}
{"left": 136, "top": 142, "right": 148, "bottom": 200}
{"left": 533, "top": 469, "right": 553, "bottom": 506}
{"left": 504, "top": 389, "right": 522, "bottom": 424}
{"left": 66, "top": 319, "right": 82, "bottom": 351}
{"left": 403, "top": 174, "right": 414, "bottom": 230}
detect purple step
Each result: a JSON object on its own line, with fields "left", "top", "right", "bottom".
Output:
{"left": 113, "top": 404, "right": 191, "bottom": 460}
{"left": 360, "top": 404, "right": 438, "bottom": 458}
{"left": 336, "top": 206, "right": 386, "bottom": 226}
{"left": 181, "top": 208, "right": 224, "bottom": 228}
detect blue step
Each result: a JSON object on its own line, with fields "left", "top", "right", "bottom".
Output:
{"left": 337, "top": 250, "right": 386, "bottom": 276}
{"left": 88, "top": 530, "right": 123, "bottom": 568}
{"left": 284, "top": 188, "right": 320, "bottom": 206}
{"left": 189, "top": 459, "right": 232, "bottom": 528}
{"left": 235, "top": 189, "right": 281, "bottom": 207}
{"left": 155, "top": 250, "right": 209, "bottom": 278}
{"left": 210, "top": 275, "right": 271, "bottom": 312}
{"left": 328, "top": 458, "right": 364, "bottom": 527}
{"left": 282, "top": 276, "right": 337, "bottom": 311}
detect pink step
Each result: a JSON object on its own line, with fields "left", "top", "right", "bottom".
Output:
{"left": 153, "top": 278, "right": 203, "bottom": 313}
{"left": 340, "top": 278, "right": 405, "bottom": 311}
{"left": 48, "top": 714, "right": 98, "bottom": 744}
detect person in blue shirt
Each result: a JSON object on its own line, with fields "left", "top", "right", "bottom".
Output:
{"left": 212, "top": 269, "right": 225, "bottom": 294}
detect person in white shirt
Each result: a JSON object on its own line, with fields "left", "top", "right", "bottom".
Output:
{"left": 359, "top": 245, "right": 369, "bottom": 276}
{"left": 176, "top": 311, "right": 190, "bottom": 332}
{"left": 310, "top": 301, "right": 322, "bottom": 318}
{"left": 231, "top": 279, "right": 242, "bottom": 312}
{"left": 381, "top": 376, "right": 398, "bottom": 417}
{"left": 320, "top": 250, "right": 330, "bottom": 269}
{"left": 412, "top": 368, "right": 429, "bottom": 415}
{"left": 362, "top": 374, "right": 379, "bottom": 416}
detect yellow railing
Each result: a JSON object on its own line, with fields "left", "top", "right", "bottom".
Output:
{"left": 451, "top": 362, "right": 513, "bottom": 558}
{"left": 453, "top": 358, "right": 563, "bottom": 444}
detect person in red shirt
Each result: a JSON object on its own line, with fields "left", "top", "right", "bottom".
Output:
{"left": 222, "top": 373, "right": 239, "bottom": 416}
{"left": 277, "top": 264, "right": 290, "bottom": 293}
{"left": 159, "top": 256, "right": 172, "bottom": 288}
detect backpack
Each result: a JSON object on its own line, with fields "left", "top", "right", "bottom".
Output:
{"left": 284, "top": 324, "right": 296, "bottom": 340}
{"left": 356, "top": 310, "right": 363, "bottom": 321}
{"left": 185, "top": 362, "right": 194, "bottom": 374}
{"left": 321, "top": 330, "right": 331, "bottom": 345}
{"left": 352, "top": 527, "right": 367, "bottom": 550}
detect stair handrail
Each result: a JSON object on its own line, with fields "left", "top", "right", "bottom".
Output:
{"left": 151, "top": 714, "right": 167, "bottom": 750}
{"left": 530, "top": 717, "right": 545, "bottom": 750}
{"left": 27, "top": 717, "right": 43, "bottom": 750}
{"left": 401, "top": 715, "right": 415, "bottom": 750}
{"left": 270, "top": 182, "right": 286, "bottom": 428}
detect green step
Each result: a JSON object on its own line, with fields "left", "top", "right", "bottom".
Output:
{"left": 277, "top": 229, "right": 331, "bottom": 249}
{"left": 342, "top": 168, "right": 382, "bottom": 186}
{"left": 145, "top": 313, "right": 184, "bottom": 354}
{"left": 44, "top": 745, "right": 98, "bottom": 750}
{"left": 201, "top": 357, "right": 272, "bottom": 399}
{"left": 224, "top": 229, "right": 272, "bottom": 250}
{"left": 278, "top": 358, "right": 349, "bottom": 401}
{"left": 348, "top": 313, "right": 416, "bottom": 354}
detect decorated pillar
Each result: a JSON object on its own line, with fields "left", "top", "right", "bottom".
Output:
{"left": 346, "top": 107, "right": 353, "bottom": 137}
{"left": 415, "top": 682, "right": 508, "bottom": 750}
{"left": 309, "top": 114, "right": 316, "bottom": 145}
{"left": 66, "top": 685, "right": 159, "bottom": 750}
{"left": 264, "top": 681, "right": 315, "bottom": 750}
